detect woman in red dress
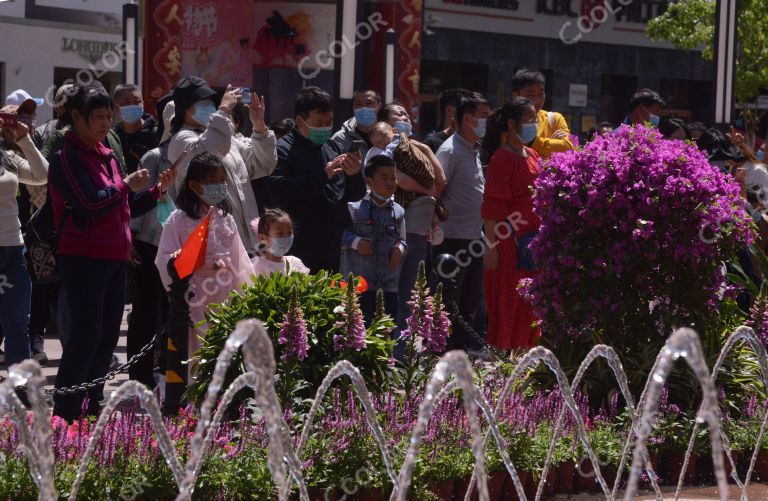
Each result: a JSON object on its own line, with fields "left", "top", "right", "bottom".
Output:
{"left": 481, "top": 97, "right": 542, "bottom": 351}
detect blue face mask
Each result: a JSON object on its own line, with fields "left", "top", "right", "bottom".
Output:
{"left": 268, "top": 235, "right": 294, "bottom": 257}
{"left": 474, "top": 118, "right": 487, "bottom": 139}
{"left": 199, "top": 182, "right": 228, "bottom": 206}
{"left": 354, "top": 107, "right": 378, "bottom": 127}
{"left": 757, "top": 150, "right": 766, "bottom": 162}
{"left": 649, "top": 113, "right": 661, "bottom": 128}
{"left": 119, "top": 105, "right": 143, "bottom": 124}
{"left": 192, "top": 100, "right": 217, "bottom": 127}
{"left": 520, "top": 122, "right": 538, "bottom": 144}
{"left": 394, "top": 121, "right": 412, "bottom": 137}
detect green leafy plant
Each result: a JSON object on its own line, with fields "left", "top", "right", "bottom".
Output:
{"left": 647, "top": 0, "right": 768, "bottom": 141}
{"left": 186, "top": 272, "right": 395, "bottom": 409}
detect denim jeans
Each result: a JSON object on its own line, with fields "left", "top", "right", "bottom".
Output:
{"left": 54, "top": 255, "right": 127, "bottom": 421}
{"left": 0, "top": 246, "right": 32, "bottom": 366}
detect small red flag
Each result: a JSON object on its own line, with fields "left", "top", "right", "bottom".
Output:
{"left": 174, "top": 208, "right": 212, "bottom": 279}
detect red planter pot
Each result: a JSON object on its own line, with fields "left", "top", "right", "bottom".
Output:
{"left": 451, "top": 472, "right": 512, "bottom": 501}
{"left": 755, "top": 449, "right": 768, "bottom": 482}
{"left": 695, "top": 453, "right": 715, "bottom": 485}
{"left": 351, "top": 487, "right": 383, "bottom": 501}
{"left": 452, "top": 475, "right": 479, "bottom": 501}
{"left": 501, "top": 470, "right": 528, "bottom": 501}
{"left": 429, "top": 479, "right": 454, "bottom": 500}
{"left": 661, "top": 451, "right": 698, "bottom": 486}
{"left": 555, "top": 460, "right": 575, "bottom": 494}
{"left": 573, "top": 460, "right": 600, "bottom": 493}
{"left": 307, "top": 487, "right": 332, "bottom": 500}
{"left": 524, "top": 472, "right": 537, "bottom": 500}
{"left": 724, "top": 451, "right": 741, "bottom": 483}
{"left": 697, "top": 451, "right": 742, "bottom": 484}
{"left": 487, "top": 470, "right": 507, "bottom": 501}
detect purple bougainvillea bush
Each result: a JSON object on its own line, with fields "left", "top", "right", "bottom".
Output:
{"left": 522, "top": 124, "right": 753, "bottom": 341}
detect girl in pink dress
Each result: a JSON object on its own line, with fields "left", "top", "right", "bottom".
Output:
{"left": 156, "top": 152, "right": 254, "bottom": 378}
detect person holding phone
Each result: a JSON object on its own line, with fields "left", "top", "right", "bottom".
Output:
{"left": 0, "top": 114, "right": 48, "bottom": 387}
{"left": 1, "top": 104, "right": 51, "bottom": 364}
{"left": 264, "top": 86, "right": 364, "bottom": 273}
{"left": 168, "top": 76, "right": 277, "bottom": 254}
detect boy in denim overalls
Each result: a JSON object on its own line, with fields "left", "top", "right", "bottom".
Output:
{"left": 341, "top": 155, "right": 407, "bottom": 324}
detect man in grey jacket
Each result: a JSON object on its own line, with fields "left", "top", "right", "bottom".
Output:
{"left": 331, "top": 89, "right": 381, "bottom": 162}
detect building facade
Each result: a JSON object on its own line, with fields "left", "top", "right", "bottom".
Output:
{"left": 0, "top": 0, "right": 128, "bottom": 120}
{"left": 418, "top": 0, "right": 713, "bottom": 136}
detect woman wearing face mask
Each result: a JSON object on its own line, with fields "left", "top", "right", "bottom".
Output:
{"left": 372, "top": 103, "right": 447, "bottom": 196}
{"left": 481, "top": 97, "right": 542, "bottom": 352}
{"left": 48, "top": 83, "right": 175, "bottom": 421}
{"left": 168, "top": 76, "right": 277, "bottom": 255}
{"left": 249, "top": 209, "right": 309, "bottom": 276}
{"left": 156, "top": 152, "right": 255, "bottom": 378}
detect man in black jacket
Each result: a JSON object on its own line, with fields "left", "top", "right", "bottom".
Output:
{"left": 113, "top": 84, "right": 159, "bottom": 174}
{"left": 264, "top": 87, "right": 364, "bottom": 273}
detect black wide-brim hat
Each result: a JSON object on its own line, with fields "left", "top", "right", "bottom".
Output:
{"left": 171, "top": 76, "right": 220, "bottom": 122}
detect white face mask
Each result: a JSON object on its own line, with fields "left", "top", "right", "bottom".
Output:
{"left": 268, "top": 235, "right": 294, "bottom": 257}
{"left": 474, "top": 118, "right": 487, "bottom": 139}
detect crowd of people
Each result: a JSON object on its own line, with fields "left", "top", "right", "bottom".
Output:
{"left": 1, "top": 69, "right": 766, "bottom": 420}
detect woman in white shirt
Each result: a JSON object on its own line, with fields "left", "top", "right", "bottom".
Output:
{"left": 0, "top": 118, "right": 48, "bottom": 369}
{"left": 168, "top": 76, "right": 277, "bottom": 254}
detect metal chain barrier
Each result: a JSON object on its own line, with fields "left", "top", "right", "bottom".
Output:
{"left": 30, "top": 332, "right": 161, "bottom": 396}
{"left": 445, "top": 299, "right": 506, "bottom": 361}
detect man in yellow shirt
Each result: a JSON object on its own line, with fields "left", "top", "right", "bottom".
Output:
{"left": 511, "top": 69, "right": 573, "bottom": 158}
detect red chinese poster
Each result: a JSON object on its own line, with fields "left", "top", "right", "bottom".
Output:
{"left": 179, "top": 0, "right": 254, "bottom": 88}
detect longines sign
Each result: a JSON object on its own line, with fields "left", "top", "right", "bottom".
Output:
{"left": 62, "top": 37, "right": 119, "bottom": 64}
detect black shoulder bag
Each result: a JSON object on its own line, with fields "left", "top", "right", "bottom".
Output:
{"left": 22, "top": 146, "right": 76, "bottom": 284}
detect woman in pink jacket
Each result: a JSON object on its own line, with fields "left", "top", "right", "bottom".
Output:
{"left": 48, "top": 83, "right": 174, "bottom": 421}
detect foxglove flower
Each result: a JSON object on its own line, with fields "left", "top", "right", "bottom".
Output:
{"left": 747, "top": 289, "right": 768, "bottom": 348}
{"left": 334, "top": 275, "right": 366, "bottom": 351}
{"left": 423, "top": 283, "right": 450, "bottom": 354}
{"left": 278, "top": 293, "right": 309, "bottom": 361}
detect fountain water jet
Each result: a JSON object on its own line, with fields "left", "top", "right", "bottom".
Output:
{"left": 0, "top": 321, "right": 761, "bottom": 500}
{"left": 625, "top": 328, "right": 729, "bottom": 500}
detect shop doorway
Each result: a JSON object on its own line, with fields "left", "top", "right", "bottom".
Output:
{"left": 419, "top": 59, "right": 489, "bottom": 135}
{"left": 601, "top": 74, "right": 638, "bottom": 126}
{"left": 659, "top": 78, "right": 711, "bottom": 123}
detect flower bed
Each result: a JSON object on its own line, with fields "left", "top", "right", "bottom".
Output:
{"left": 3, "top": 374, "right": 767, "bottom": 499}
